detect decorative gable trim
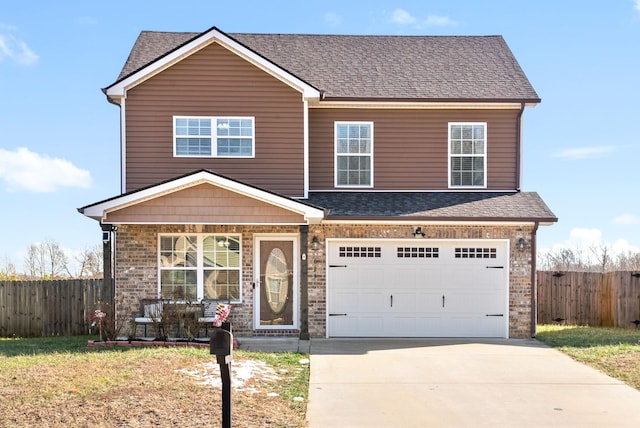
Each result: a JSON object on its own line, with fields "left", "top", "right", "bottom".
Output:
{"left": 79, "top": 170, "right": 325, "bottom": 225}
{"left": 104, "top": 26, "right": 320, "bottom": 102}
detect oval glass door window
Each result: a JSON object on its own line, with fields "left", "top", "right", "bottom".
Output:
{"left": 265, "top": 248, "right": 289, "bottom": 313}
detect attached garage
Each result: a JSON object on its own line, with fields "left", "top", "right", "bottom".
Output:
{"left": 327, "top": 239, "right": 509, "bottom": 338}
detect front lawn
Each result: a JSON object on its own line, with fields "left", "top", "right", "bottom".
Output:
{"left": 536, "top": 325, "right": 640, "bottom": 390}
{"left": 0, "top": 336, "right": 309, "bottom": 427}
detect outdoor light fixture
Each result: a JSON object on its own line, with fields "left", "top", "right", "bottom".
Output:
{"left": 311, "top": 236, "right": 320, "bottom": 251}
{"left": 413, "top": 227, "right": 425, "bottom": 238}
{"left": 518, "top": 237, "right": 526, "bottom": 252}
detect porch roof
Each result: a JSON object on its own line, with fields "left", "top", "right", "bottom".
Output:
{"left": 305, "top": 191, "right": 557, "bottom": 224}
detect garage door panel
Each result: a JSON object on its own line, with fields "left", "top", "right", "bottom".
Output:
{"left": 328, "top": 239, "right": 508, "bottom": 338}
{"left": 445, "top": 291, "right": 504, "bottom": 315}
{"left": 392, "top": 290, "right": 443, "bottom": 312}
{"left": 415, "top": 316, "right": 445, "bottom": 337}
{"left": 445, "top": 268, "right": 504, "bottom": 291}
{"left": 391, "top": 268, "right": 418, "bottom": 289}
{"left": 360, "top": 268, "right": 387, "bottom": 289}
{"left": 329, "top": 291, "right": 359, "bottom": 314}
{"left": 330, "top": 315, "right": 385, "bottom": 337}
{"left": 331, "top": 289, "right": 386, "bottom": 313}
{"left": 445, "top": 315, "right": 505, "bottom": 337}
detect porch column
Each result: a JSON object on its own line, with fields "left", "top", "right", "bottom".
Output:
{"left": 101, "top": 224, "right": 115, "bottom": 314}
{"left": 299, "top": 225, "right": 310, "bottom": 340}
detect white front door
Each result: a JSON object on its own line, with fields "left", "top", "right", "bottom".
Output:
{"left": 254, "top": 235, "right": 298, "bottom": 330}
{"left": 327, "top": 239, "right": 509, "bottom": 338}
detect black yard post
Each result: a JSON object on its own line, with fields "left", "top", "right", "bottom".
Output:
{"left": 220, "top": 361, "right": 231, "bottom": 427}
{"left": 211, "top": 322, "right": 233, "bottom": 428}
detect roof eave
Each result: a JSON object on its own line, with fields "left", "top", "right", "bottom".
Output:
{"left": 323, "top": 216, "right": 558, "bottom": 225}
{"left": 312, "top": 98, "right": 540, "bottom": 110}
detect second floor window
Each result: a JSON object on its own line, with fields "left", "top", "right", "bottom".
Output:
{"left": 335, "top": 121, "right": 373, "bottom": 187}
{"left": 449, "top": 123, "right": 487, "bottom": 188}
{"left": 174, "top": 116, "right": 254, "bottom": 157}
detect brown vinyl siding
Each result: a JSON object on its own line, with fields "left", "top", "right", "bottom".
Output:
{"left": 105, "top": 184, "right": 306, "bottom": 224}
{"left": 124, "top": 42, "right": 305, "bottom": 196}
{"left": 309, "top": 109, "right": 519, "bottom": 191}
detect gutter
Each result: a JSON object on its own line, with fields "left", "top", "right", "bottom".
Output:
{"left": 515, "top": 102, "right": 525, "bottom": 191}
{"left": 530, "top": 221, "right": 539, "bottom": 338}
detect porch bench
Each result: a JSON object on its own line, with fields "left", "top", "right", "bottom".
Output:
{"left": 197, "top": 299, "right": 218, "bottom": 337}
{"left": 198, "top": 300, "right": 232, "bottom": 336}
{"left": 134, "top": 299, "right": 164, "bottom": 338}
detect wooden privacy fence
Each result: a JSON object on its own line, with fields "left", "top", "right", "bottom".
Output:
{"left": 537, "top": 271, "right": 640, "bottom": 327}
{"left": 0, "top": 279, "right": 106, "bottom": 337}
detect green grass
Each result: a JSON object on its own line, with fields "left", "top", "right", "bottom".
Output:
{"left": 252, "top": 351, "right": 310, "bottom": 404}
{"left": 536, "top": 325, "right": 640, "bottom": 390}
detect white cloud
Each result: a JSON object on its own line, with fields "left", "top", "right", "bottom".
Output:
{"left": 540, "top": 227, "right": 640, "bottom": 265}
{"left": 391, "top": 9, "right": 417, "bottom": 25}
{"left": 391, "top": 9, "right": 458, "bottom": 28}
{"left": 324, "top": 12, "right": 341, "bottom": 27}
{"left": 425, "top": 15, "right": 458, "bottom": 26}
{"left": 613, "top": 213, "right": 640, "bottom": 225}
{"left": 552, "top": 145, "right": 615, "bottom": 159}
{"left": 0, "top": 147, "right": 92, "bottom": 192}
{"left": 567, "top": 227, "right": 603, "bottom": 248}
{"left": 0, "top": 25, "right": 38, "bottom": 66}
{"left": 610, "top": 238, "right": 640, "bottom": 254}
{"left": 636, "top": 0, "right": 640, "bottom": 12}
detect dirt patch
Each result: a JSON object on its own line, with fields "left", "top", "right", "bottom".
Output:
{"left": 0, "top": 352, "right": 306, "bottom": 427}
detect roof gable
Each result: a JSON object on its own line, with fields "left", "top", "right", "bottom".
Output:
{"left": 79, "top": 170, "right": 325, "bottom": 225}
{"left": 108, "top": 29, "right": 540, "bottom": 103}
{"left": 105, "top": 26, "right": 320, "bottom": 100}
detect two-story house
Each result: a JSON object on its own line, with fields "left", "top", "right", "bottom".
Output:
{"left": 80, "top": 26, "right": 556, "bottom": 339}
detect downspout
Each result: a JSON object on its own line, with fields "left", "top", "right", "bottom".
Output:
{"left": 515, "top": 102, "right": 525, "bottom": 191}
{"left": 303, "top": 98, "right": 309, "bottom": 199}
{"left": 119, "top": 97, "right": 127, "bottom": 194}
{"left": 103, "top": 92, "right": 126, "bottom": 195}
{"left": 530, "top": 221, "right": 539, "bottom": 338}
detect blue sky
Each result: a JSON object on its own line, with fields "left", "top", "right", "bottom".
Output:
{"left": 1, "top": 1, "right": 639, "bottom": 272}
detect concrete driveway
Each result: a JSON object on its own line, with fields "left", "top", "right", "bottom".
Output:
{"left": 306, "top": 338, "right": 640, "bottom": 427}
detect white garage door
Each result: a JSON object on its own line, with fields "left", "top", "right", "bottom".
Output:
{"left": 327, "top": 239, "right": 509, "bottom": 338}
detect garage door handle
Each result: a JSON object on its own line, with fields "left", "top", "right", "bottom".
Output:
{"left": 390, "top": 295, "right": 393, "bottom": 307}
{"left": 329, "top": 264, "right": 348, "bottom": 268}
{"left": 485, "top": 314, "right": 504, "bottom": 317}
{"left": 486, "top": 266, "right": 504, "bottom": 269}
{"left": 442, "top": 295, "right": 445, "bottom": 308}
{"left": 329, "top": 313, "right": 347, "bottom": 317}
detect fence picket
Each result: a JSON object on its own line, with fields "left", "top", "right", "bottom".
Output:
{"left": 0, "top": 279, "right": 103, "bottom": 337}
{"left": 537, "top": 271, "right": 639, "bottom": 328}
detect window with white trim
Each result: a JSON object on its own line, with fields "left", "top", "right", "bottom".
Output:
{"left": 174, "top": 116, "right": 254, "bottom": 157}
{"left": 159, "top": 234, "right": 241, "bottom": 302}
{"left": 335, "top": 121, "right": 373, "bottom": 187}
{"left": 449, "top": 122, "right": 486, "bottom": 188}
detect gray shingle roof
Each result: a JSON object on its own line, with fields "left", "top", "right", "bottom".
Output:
{"left": 305, "top": 192, "right": 557, "bottom": 222}
{"left": 112, "top": 27, "right": 540, "bottom": 102}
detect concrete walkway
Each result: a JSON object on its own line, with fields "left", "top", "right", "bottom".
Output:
{"left": 305, "top": 338, "right": 640, "bottom": 427}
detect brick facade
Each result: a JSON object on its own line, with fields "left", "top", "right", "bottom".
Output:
{"left": 114, "top": 223, "right": 535, "bottom": 339}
